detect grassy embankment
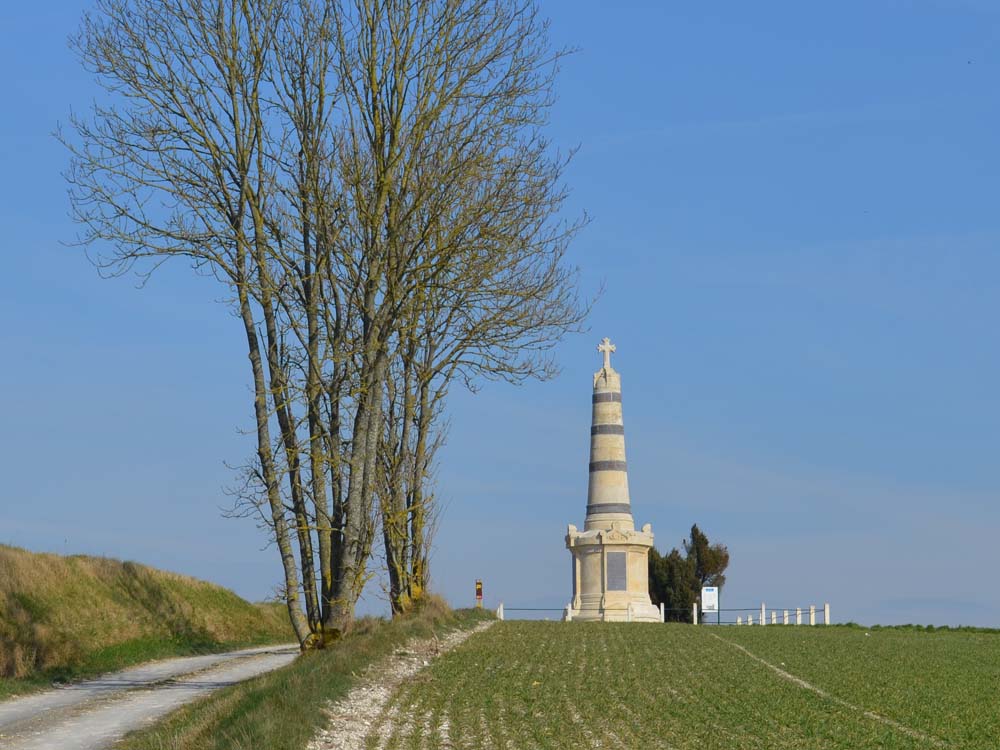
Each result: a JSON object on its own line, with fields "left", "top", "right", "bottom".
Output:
{"left": 375, "top": 621, "right": 1000, "bottom": 749}
{"left": 116, "top": 599, "right": 492, "bottom": 750}
{"left": 0, "top": 544, "right": 292, "bottom": 698}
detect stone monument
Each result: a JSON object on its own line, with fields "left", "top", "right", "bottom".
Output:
{"left": 564, "top": 338, "right": 660, "bottom": 622}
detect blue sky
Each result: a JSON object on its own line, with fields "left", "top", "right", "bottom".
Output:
{"left": 2, "top": 1, "right": 999, "bottom": 626}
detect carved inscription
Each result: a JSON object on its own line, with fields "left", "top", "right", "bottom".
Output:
{"left": 607, "top": 551, "right": 627, "bottom": 591}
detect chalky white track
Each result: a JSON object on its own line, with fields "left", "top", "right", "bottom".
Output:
{"left": 308, "top": 620, "right": 495, "bottom": 750}
{"left": 0, "top": 644, "right": 298, "bottom": 750}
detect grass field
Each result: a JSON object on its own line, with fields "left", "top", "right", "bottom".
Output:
{"left": 0, "top": 545, "right": 291, "bottom": 697}
{"left": 374, "top": 622, "right": 999, "bottom": 749}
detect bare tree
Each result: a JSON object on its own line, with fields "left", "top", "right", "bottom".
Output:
{"left": 63, "top": 0, "right": 319, "bottom": 644}
{"left": 329, "top": 0, "right": 587, "bottom": 615}
{"left": 64, "top": 0, "right": 587, "bottom": 638}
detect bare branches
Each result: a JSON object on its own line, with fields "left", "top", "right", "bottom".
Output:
{"left": 65, "top": 0, "right": 587, "bottom": 632}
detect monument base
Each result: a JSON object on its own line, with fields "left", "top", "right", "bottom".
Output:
{"left": 567, "top": 597, "right": 661, "bottom": 623}
{"left": 564, "top": 524, "right": 660, "bottom": 623}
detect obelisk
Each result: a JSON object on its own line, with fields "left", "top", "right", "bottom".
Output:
{"left": 565, "top": 338, "right": 660, "bottom": 622}
{"left": 586, "top": 337, "right": 634, "bottom": 532}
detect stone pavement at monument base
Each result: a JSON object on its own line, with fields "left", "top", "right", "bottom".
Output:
{"left": 565, "top": 338, "right": 660, "bottom": 622}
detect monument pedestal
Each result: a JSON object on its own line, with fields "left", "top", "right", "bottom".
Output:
{"left": 564, "top": 338, "right": 660, "bottom": 623}
{"left": 566, "top": 524, "right": 661, "bottom": 622}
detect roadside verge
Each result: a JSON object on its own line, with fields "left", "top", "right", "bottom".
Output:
{"left": 115, "top": 604, "right": 493, "bottom": 750}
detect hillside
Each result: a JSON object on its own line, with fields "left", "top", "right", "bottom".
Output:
{"left": 0, "top": 545, "right": 291, "bottom": 687}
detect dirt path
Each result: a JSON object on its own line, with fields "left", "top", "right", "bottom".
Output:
{"left": 308, "top": 621, "right": 494, "bottom": 750}
{"left": 0, "top": 644, "right": 298, "bottom": 750}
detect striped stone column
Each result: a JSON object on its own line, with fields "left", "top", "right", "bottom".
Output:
{"left": 585, "top": 338, "right": 635, "bottom": 532}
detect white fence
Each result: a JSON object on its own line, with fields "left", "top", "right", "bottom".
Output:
{"left": 711, "top": 602, "right": 831, "bottom": 626}
{"left": 496, "top": 601, "right": 832, "bottom": 625}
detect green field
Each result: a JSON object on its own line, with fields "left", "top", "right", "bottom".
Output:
{"left": 373, "top": 622, "right": 1000, "bottom": 749}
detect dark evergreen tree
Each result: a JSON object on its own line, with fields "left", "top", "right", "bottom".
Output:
{"left": 648, "top": 525, "right": 729, "bottom": 622}
{"left": 685, "top": 524, "right": 730, "bottom": 589}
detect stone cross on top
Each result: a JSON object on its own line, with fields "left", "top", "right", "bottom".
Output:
{"left": 598, "top": 337, "right": 616, "bottom": 370}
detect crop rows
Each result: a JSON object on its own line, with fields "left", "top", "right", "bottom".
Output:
{"left": 361, "top": 621, "right": 998, "bottom": 749}
{"left": 724, "top": 625, "right": 1000, "bottom": 748}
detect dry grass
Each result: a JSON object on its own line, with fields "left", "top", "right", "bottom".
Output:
{"left": 0, "top": 544, "right": 291, "bottom": 689}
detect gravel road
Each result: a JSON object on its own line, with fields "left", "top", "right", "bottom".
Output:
{"left": 0, "top": 643, "right": 299, "bottom": 750}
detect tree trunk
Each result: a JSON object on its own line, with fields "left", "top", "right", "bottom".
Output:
{"left": 383, "top": 343, "right": 415, "bottom": 615}
{"left": 260, "top": 287, "right": 321, "bottom": 632}
{"left": 326, "top": 349, "right": 385, "bottom": 631}
{"left": 236, "top": 265, "right": 310, "bottom": 646}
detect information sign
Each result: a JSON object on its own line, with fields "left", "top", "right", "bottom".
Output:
{"left": 701, "top": 586, "right": 719, "bottom": 613}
